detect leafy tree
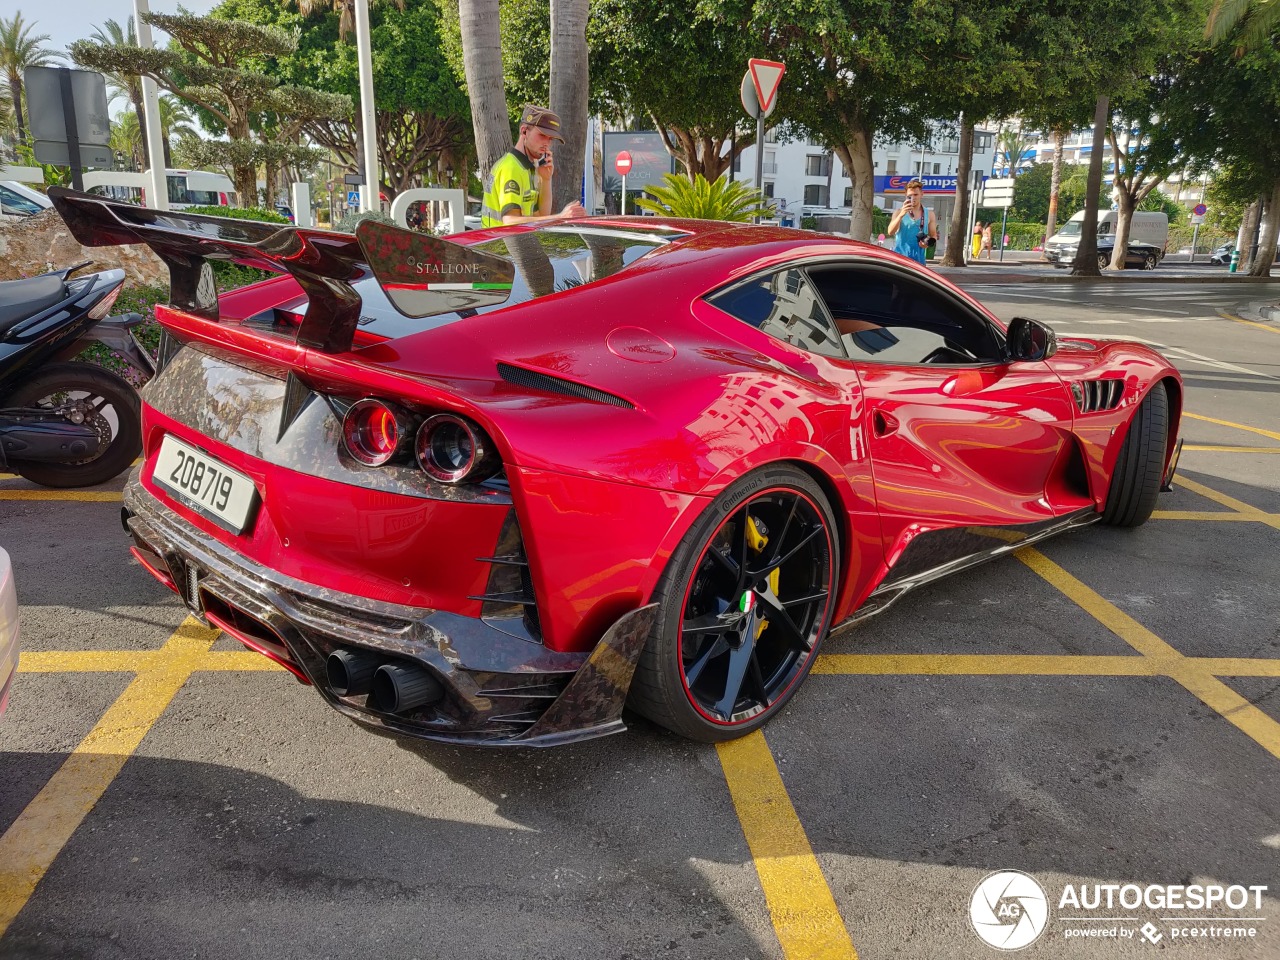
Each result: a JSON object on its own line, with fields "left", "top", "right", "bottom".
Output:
{"left": 72, "top": 12, "right": 349, "bottom": 204}
{"left": 549, "top": 0, "right": 589, "bottom": 210}
{"left": 110, "top": 110, "right": 143, "bottom": 170}
{"left": 0, "top": 12, "right": 64, "bottom": 145}
{"left": 633, "top": 172, "right": 770, "bottom": 220}
{"left": 1161, "top": 33, "right": 1280, "bottom": 274}
{"left": 1008, "top": 161, "right": 1090, "bottom": 225}
{"left": 456, "top": 0, "right": 513, "bottom": 178}
{"left": 589, "top": 0, "right": 758, "bottom": 180}
{"left": 219, "top": 0, "right": 472, "bottom": 198}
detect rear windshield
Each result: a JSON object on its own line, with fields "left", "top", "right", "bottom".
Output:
{"left": 354, "top": 226, "right": 678, "bottom": 339}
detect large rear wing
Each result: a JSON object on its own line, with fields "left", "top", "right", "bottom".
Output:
{"left": 48, "top": 188, "right": 514, "bottom": 354}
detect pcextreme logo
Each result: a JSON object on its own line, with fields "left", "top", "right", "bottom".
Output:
{"left": 968, "top": 870, "right": 1269, "bottom": 950}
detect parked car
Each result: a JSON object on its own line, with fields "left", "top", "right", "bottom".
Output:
{"left": 0, "top": 546, "right": 18, "bottom": 718}
{"left": 0, "top": 181, "right": 52, "bottom": 222}
{"left": 51, "top": 187, "right": 1184, "bottom": 747}
{"left": 435, "top": 200, "right": 483, "bottom": 234}
{"left": 275, "top": 204, "right": 296, "bottom": 223}
{"left": 1045, "top": 237, "right": 1165, "bottom": 270}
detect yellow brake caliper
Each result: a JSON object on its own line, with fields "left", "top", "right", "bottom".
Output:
{"left": 746, "top": 517, "right": 779, "bottom": 637}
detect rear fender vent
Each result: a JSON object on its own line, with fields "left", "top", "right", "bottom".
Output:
{"left": 1071, "top": 378, "right": 1124, "bottom": 414}
{"left": 471, "top": 509, "right": 542, "bottom": 642}
{"left": 498, "top": 362, "right": 634, "bottom": 408}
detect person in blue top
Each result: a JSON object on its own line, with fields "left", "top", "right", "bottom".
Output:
{"left": 887, "top": 179, "right": 937, "bottom": 265}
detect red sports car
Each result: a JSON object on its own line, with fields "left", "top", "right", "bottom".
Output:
{"left": 52, "top": 189, "right": 1183, "bottom": 746}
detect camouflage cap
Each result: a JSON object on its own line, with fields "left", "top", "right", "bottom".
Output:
{"left": 519, "top": 104, "right": 565, "bottom": 142}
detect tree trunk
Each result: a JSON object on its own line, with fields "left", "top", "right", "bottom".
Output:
{"left": 549, "top": 0, "right": 588, "bottom": 211}
{"left": 1071, "top": 95, "right": 1109, "bottom": 277}
{"left": 1042, "top": 127, "right": 1064, "bottom": 260}
{"left": 834, "top": 125, "right": 875, "bottom": 241}
{"left": 132, "top": 93, "right": 151, "bottom": 170}
{"left": 1248, "top": 180, "right": 1280, "bottom": 278}
{"left": 1111, "top": 189, "right": 1136, "bottom": 271}
{"left": 1236, "top": 198, "right": 1260, "bottom": 271}
{"left": 459, "top": 0, "right": 511, "bottom": 180}
{"left": 9, "top": 78, "right": 25, "bottom": 144}
{"left": 941, "top": 118, "right": 974, "bottom": 267}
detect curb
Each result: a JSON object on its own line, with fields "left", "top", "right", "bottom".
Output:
{"left": 1236, "top": 300, "right": 1280, "bottom": 323}
{"left": 930, "top": 266, "right": 1279, "bottom": 285}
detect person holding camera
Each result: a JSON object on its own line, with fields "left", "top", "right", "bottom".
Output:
{"left": 481, "top": 104, "right": 586, "bottom": 228}
{"left": 887, "top": 179, "right": 937, "bottom": 266}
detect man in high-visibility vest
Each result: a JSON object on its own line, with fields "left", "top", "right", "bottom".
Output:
{"left": 482, "top": 104, "right": 586, "bottom": 228}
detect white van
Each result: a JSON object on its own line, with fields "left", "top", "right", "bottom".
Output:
{"left": 1045, "top": 211, "right": 1169, "bottom": 262}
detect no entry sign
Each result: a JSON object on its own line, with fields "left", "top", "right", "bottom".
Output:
{"left": 615, "top": 151, "right": 633, "bottom": 176}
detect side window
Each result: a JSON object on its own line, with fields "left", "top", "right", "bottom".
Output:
{"left": 708, "top": 269, "right": 846, "bottom": 360}
{"left": 0, "top": 186, "right": 44, "bottom": 216}
{"left": 808, "top": 265, "right": 1003, "bottom": 365}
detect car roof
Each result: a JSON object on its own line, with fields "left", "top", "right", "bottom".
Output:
{"left": 0, "top": 181, "right": 52, "bottom": 208}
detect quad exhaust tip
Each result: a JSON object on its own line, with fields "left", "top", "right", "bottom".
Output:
{"left": 328, "top": 649, "right": 444, "bottom": 714}
{"left": 369, "top": 662, "right": 444, "bottom": 714}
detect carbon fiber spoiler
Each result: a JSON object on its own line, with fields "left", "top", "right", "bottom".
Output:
{"left": 48, "top": 187, "right": 514, "bottom": 354}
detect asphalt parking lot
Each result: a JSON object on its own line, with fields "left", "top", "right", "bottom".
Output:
{"left": 2, "top": 276, "right": 1279, "bottom": 959}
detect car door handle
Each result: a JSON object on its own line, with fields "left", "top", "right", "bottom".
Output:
{"left": 872, "top": 409, "right": 899, "bottom": 437}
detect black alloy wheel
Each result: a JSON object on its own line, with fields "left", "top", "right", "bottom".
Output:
{"left": 629, "top": 466, "right": 839, "bottom": 742}
{"left": 1141, "top": 253, "right": 1158, "bottom": 270}
{"left": 2, "top": 362, "right": 142, "bottom": 488}
{"left": 1097, "top": 252, "right": 1110, "bottom": 270}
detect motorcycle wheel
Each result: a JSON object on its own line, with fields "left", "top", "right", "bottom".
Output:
{"left": 3, "top": 362, "right": 142, "bottom": 488}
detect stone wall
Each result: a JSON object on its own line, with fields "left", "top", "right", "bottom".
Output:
{"left": 0, "top": 209, "right": 168, "bottom": 288}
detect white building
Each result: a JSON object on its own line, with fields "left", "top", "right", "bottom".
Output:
{"left": 731, "top": 124, "right": 999, "bottom": 240}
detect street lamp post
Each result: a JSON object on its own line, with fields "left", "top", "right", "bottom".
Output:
{"left": 353, "top": 0, "right": 379, "bottom": 212}
{"left": 132, "top": 0, "right": 169, "bottom": 210}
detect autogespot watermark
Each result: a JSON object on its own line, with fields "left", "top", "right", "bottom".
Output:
{"left": 968, "top": 871, "right": 1269, "bottom": 950}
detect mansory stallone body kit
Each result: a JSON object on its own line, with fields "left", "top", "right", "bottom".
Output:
{"left": 49, "top": 188, "right": 1184, "bottom": 746}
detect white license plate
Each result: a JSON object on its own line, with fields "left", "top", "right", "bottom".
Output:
{"left": 154, "top": 434, "right": 259, "bottom": 534}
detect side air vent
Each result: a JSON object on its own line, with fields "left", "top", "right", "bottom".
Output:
{"left": 471, "top": 509, "right": 542, "bottom": 642}
{"left": 498, "top": 362, "right": 634, "bottom": 409}
{"left": 1071, "top": 378, "right": 1124, "bottom": 414}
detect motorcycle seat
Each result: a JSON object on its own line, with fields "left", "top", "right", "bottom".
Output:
{"left": 0, "top": 274, "right": 68, "bottom": 336}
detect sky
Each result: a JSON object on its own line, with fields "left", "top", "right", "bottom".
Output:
{"left": 27, "top": 0, "right": 222, "bottom": 71}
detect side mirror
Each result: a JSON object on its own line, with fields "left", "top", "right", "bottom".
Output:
{"left": 1005, "top": 317, "right": 1058, "bottom": 362}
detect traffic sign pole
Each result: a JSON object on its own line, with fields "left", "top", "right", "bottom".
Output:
{"left": 614, "top": 151, "right": 633, "bottom": 216}
{"left": 754, "top": 115, "right": 764, "bottom": 223}
{"left": 621, "top": 174, "right": 626, "bottom": 215}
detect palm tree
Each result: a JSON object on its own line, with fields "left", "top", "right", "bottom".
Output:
{"left": 110, "top": 110, "right": 143, "bottom": 170}
{"left": 1206, "top": 0, "right": 1279, "bottom": 50}
{"left": 82, "top": 18, "right": 148, "bottom": 168}
{"left": 157, "top": 95, "right": 199, "bottom": 168}
{"left": 289, "top": 0, "right": 404, "bottom": 41}
{"left": 458, "top": 0, "right": 510, "bottom": 176}
{"left": 0, "top": 12, "right": 64, "bottom": 144}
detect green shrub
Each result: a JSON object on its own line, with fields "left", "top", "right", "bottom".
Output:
{"left": 182, "top": 205, "right": 291, "bottom": 224}
{"left": 800, "top": 216, "right": 819, "bottom": 230}
{"left": 78, "top": 283, "right": 168, "bottom": 387}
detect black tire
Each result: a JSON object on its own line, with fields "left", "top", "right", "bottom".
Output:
{"left": 629, "top": 465, "right": 839, "bottom": 742}
{"left": 2, "top": 362, "right": 141, "bottom": 488}
{"left": 1097, "top": 253, "right": 1109, "bottom": 270}
{"left": 1141, "top": 253, "right": 1158, "bottom": 270}
{"left": 1101, "top": 382, "right": 1169, "bottom": 527}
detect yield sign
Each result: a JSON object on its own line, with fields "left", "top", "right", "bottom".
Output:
{"left": 748, "top": 58, "right": 785, "bottom": 115}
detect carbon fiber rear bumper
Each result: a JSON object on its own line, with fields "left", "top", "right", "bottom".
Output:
{"left": 122, "top": 473, "right": 656, "bottom": 747}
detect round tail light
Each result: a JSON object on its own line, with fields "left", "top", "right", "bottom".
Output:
{"left": 416, "top": 414, "right": 499, "bottom": 484}
{"left": 342, "top": 399, "right": 406, "bottom": 466}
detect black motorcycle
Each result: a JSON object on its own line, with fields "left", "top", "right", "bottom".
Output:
{"left": 0, "top": 262, "right": 153, "bottom": 488}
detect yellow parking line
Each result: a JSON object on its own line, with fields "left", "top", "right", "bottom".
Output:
{"left": 1173, "top": 476, "right": 1280, "bottom": 530}
{"left": 717, "top": 732, "right": 858, "bottom": 960}
{"left": 1219, "top": 310, "right": 1280, "bottom": 335}
{"left": 1018, "top": 548, "right": 1280, "bottom": 762}
{"left": 18, "top": 651, "right": 156, "bottom": 673}
{"left": 1183, "top": 445, "right": 1280, "bottom": 454}
{"left": 17, "top": 650, "right": 284, "bottom": 674}
{"left": 814, "top": 653, "right": 1280, "bottom": 678}
{"left": 1151, "top": 510, "right": 1259, "bottom": 521}
{"left": 0, "top": 618, "right": 219, "bottom": 938}
{"left": 814, "top": 654, "right": 1160, "bottom": 677}
{"left": 0, "top": 491, "right": 123, "bottom": 502}
{"left": 1185, "top": 412, "right": 1280, "bottom": 444}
